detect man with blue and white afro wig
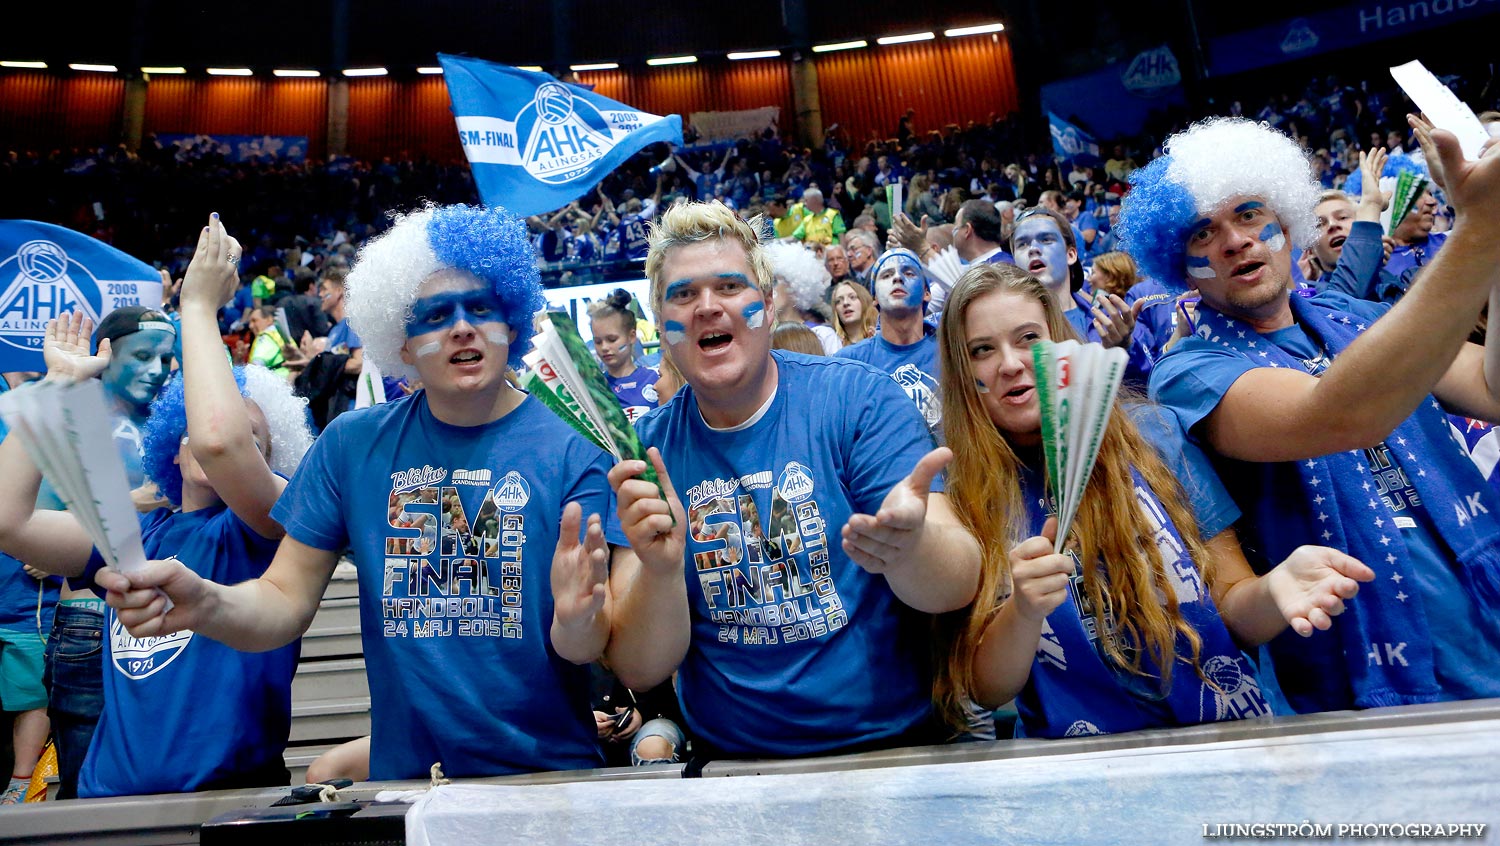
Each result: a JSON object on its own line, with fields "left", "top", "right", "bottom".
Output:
{"left": 142, "top": 364, "right": 315, "bottom": 506}
{"left": 1117, "top": 118, "right": 1321, "bottom": 292}
{"left": 344, "top": 204, "right": 547, "bottom": 380}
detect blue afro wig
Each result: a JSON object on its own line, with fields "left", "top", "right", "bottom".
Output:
{"left": 141, "top": 365, "right": 315, "bottom": 506}
{"left": 344, "top": 203, "right": 547, "bottom": 379}
{"left": 1117, "top": 118, "right": 1321, "bottom": 293}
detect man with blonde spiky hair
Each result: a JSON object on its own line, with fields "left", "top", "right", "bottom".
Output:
{"left": 607, "top": 200, "right": 980, "bottom": 760}
{"left": 1129, "top": 116, "right": 1500, "bottom": 714}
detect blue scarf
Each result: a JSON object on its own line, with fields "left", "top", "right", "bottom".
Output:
{"left": 1191, "top": 293, "right": 1500, "bottom": 709}
{"left": 1016, "top": 464, "right": 1271, "bottom": 738}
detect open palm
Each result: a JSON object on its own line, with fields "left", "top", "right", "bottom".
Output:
{"left": 43, "top": 312, "right": 111, "bottom": 383}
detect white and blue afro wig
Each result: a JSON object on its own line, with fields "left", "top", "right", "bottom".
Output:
{"left": 763, "top": 242, "right": 832, "bottom": 312}
{"left": 345, "top": 203, "right": 547, "bottom": 380}
{"left": 1118, "top": 118, "right": 1321, "bottom": 292}
{"left": 142, "top": 364, "right": 316, "bottom": 506}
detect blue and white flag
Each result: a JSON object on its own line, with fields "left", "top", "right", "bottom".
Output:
{"left": 0, "top": 221, "right": 162, "bottom": 372}
{"left": 1048, "top": 112, "right": 1101, "bottom": 166}
{"left": 439, "top": 53, "right": 683, "bottom": 217}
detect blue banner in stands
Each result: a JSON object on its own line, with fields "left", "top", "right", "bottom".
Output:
{"left": 0, "top": 221, "right": 162, "bottom": 372}
{"left": 1048, "top": 112, "right": 1101, "bottom": 166}
{"left": 438, "top": 53, "right": 684, "bottom": 217}
{"left": 1208, "top": 0, "right": 1500, "bottom": 77}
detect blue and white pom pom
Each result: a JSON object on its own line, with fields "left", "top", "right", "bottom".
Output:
{"left": 1117, "top": 118, "right": 1321, "bottom": 292}
{"left": 345, "top": 204, "right": 547, "bottom": 379}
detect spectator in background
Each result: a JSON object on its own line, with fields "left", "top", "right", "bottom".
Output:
{"left": 791, "top": 188, "right": 845, "bottom": 246}
{"left": 251, "top": 263, "right": 283, "bottom": 309}
{"left": 589, "top": 289, "right": 660, "bottom": 423}
{"left": 765, "top": 196, "right": 799, "bottom": 241}
{"left": 319, "top": 268, "right": 362, "bottom": 376}
{"left": 1385, "top": 187, "right": 1447, "bottom": 297}
{"left": 905, "top": 174, "right": 943, "bottom": 223}
{"left": 831, "top": 280, "right": 877, "bottom": 347}
{"left": 766, "top": 242, "right": 841, "bottom": 355}
{"left": 1105, "top": 145, "right": 1138, "bottom": 182}
{"left": 838, "top": 248, "right": 942, "bottom": 433}
{"left": 824, "top": 244, "right": 853, "bottom": 285}
{"left": 247, "top": 306, "right": 295, "bottom": 380}
{"left": 842, "top": 229, "right": 882, "bottom": 289}
{"left": 771, "top": 322, "right": 826, "bottom": 356}
{"left": 282, "top": 268, "right": 330, "bottom": 347}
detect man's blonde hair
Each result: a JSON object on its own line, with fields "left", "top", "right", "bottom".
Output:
{"left": 645, "top": 201, "right": 775, "bottom": 315}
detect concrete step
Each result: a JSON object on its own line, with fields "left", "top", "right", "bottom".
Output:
{"left": 292, "top": 658, "right": 368, "bottom": 705}
{"left": 302, "top": 597, "right": 362, "bottom": 659}
{"left": 283, "top": 743, "right": 337, "bottom": 786}
{"left": 289, "top": 699, "right": 370, "bottom": 744}
{"left": 323, "top": 561, "right": 359, "bottom": 599}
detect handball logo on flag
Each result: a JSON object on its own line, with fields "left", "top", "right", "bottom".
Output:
{"left": 518, "top": 82, "right": 615, "bottom": 184}
{"left": 438, "top": 53, "right": 683, "bottom": 217}
{"left": 0, "top": 240, "right": 104, "bottom": 352}
{"left": 0, "top": 221, "right": 162, "bottom": 372}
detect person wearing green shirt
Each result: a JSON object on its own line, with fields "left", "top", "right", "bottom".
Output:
{"left": 246, "top": 306, "right": 292, "bottom": 379}
{"left": 251, "top": 265, "right": 283, "bottom": 307}
{"left": 790, "top": 188, "right": 846, "bottom": 246}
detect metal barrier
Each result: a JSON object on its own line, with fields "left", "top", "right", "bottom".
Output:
{"left": 4, "top": 699, "right": 1497, "bottom": 845}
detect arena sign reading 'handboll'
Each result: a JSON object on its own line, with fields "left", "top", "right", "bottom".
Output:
{"left": 439, "top": 53, "right": 684, "bottom": 217}
{"left": 0, "top": 220, "right": 164, "bottom": 372}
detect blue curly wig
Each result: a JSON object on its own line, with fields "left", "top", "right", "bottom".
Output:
{"left": 141, "top": 365, "right": 315, "bottom": 506}
{"left": 1118, "top": 118, "right": 1321, "bottom": 293}
{"left": 345, "top": 204, "right": 547, "bottom": 379}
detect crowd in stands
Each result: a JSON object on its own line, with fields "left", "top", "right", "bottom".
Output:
{"left": 1, "top": 54, "right": 1499, "bottom": 810}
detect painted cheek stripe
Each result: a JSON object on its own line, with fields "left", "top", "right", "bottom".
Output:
{"left": 742, "top": 302, "right": 766, "bottom": 329}
{"left": 662, "top": 320, "right": 688, "bottom": 346}
{"left": 1186, "top": 255, "right": 1216, "bottom": 279}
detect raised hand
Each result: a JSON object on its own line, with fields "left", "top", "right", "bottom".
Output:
{"left": 94, "top": 559, "right": 212, "bottom": 638}
{"left": 1007, "top": 517, "right": 1074, "bottom": 622}
{"left": 551, "top": 502, "right": 609, "bottom": 632}
{"left": 607, "top": 447, "right": 685, "bottom": 575}
{"left": 1092, "top": 292, "right": 1144, "bottom": 349}
{"left": 1356, "top": 147, "right": 1391, "bottom": 221}
{"left": 842, "top": 446, "right": 950, "bottom": 574}
{"left": 181, "top": 213, "right": 243, "bottom": 311}
{"left": 43, "top": 312, "right": 110, "bottom": 383}
{"left": 1264, "top": 545, "right": 1373, "bottom": 637}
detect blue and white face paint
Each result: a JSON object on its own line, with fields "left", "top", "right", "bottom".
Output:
{"left": 873, "top": 249, "right": 927, "bottom": 313}
{"left": 661, "top": 320, "right": 688, "bottom": 346}
{"left": 742, "top": 301, "right": 766, "bottom": 329}
{"left": 405, "top": 288, "right": 511, "bottom": 359}
{"left": 1011, "top": 216, "right": 1073, "bottom": 292}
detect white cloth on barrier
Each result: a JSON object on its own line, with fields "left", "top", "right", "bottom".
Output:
{"left": 406, "top": 719, "right": 1500, "bottom": 845}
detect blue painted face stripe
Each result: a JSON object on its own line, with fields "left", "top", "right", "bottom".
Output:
{"left": 1234, "top": 201, "right": 1266, "bottom": 214}
{"left": 662, "top": 320, "right": 687, "bottom": 345}
{"left": 1186, "top": 255, "right": 1212, "bottom": 267}
{"left": 663, "top": 280, "right": 693, "bottom": 302}
{"left": 405, "top": 291, "right": 507, "bottom": 338}
{"left": 1259, "top": 222, "right": 1282, "bottom": 242}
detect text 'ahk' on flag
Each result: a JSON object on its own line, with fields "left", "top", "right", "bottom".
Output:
{"left": 439, "top": 53, "right": 684, "bottom": 217}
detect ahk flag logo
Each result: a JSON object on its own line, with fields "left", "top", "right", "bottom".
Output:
{"left": 439, "top": 53, "right": 684, "bottom": 216}
{"left": 1047, "top": 112, "right": 1101, "bottom": 166}
{"left": 0, "top": 221, "right": 163, "bottom": 372}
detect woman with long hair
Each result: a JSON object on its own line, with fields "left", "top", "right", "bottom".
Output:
{"left": 931, "top": 263, "right": 1372, "bottom": 739}
{"left": 831, "top": 280, "right": 877, "bottom": 346}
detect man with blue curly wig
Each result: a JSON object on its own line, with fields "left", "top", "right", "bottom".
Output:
{"left": 99, "top": 204, "right": 627, "bottom": 783}
{"left": 1130, "top": 116, "right": 1500, "bottom": 715}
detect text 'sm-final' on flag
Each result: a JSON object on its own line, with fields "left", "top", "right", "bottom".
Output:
{"left": 439, "top": 53, "right": 684, "bottom": 217}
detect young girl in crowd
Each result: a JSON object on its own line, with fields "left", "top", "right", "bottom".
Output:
{"left": 588, "top": 289, "right": 659, "bottom": 422}
{"left": 931, "top": 263, "right": 1372, "bottom": 738}
{"left": 831, "top": 280, "right": 877, "bottom": 346}
{"left": 0, "top": 214, "right": 314, "bottom": 796}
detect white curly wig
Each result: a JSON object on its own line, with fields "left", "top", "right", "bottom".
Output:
{"left": 345, "top": 206, "right": 444, "bottom": 382}
{"left": 763, "top": 241, "right": 832, "bottom": 312}
{"left": 1118, "top": 118, "right": 1321, "bottom": 290}
{"left": 241, "top": 363, "right": 315, "bottom": 478}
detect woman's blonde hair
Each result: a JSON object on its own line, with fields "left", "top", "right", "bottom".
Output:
{"left": 931, "top": 262, "right": 1216, "bottom": 733}
{"left": 645, "top": 201, "right": 774, "bottom": 316}
{"left": 831, "top": 281, "right": 877, "bottom": 345}
{"left": 1089, "top": 251, "right": 1140, "bottom": 298}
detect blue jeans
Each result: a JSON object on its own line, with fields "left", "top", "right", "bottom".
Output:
{"left": 41, "top": 605, "right": 104, "bottom": 800}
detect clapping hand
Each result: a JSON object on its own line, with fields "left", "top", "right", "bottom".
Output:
{"left": 43, "top": 312, "right": 110, "bottom": 384}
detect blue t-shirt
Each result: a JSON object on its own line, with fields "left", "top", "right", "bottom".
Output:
{"left": 0, "top": 401, "right": 60, "bottom": 628}
{"left": 271, "top": 392, "right": 619, "bottom": 779}
{"left": 78, "top": 505, "right": 295, "bottom": 798}
{"left": 1125, "top": 279, "right": 1177, "bottom": 360}
{"left": 1151, "top": 291, "right": 1500, "bottom": 704}
{"left": 606, "top": 365, "right": 659, "bottom": 423}
{"left": 326, "top": 319, "right": 362, "bottom": 355}
{"left": 1128, "top": 403, "right": 1240, "bottom": 541}
{"left": 634, "top": 351, "right": 939, "bottom": 756}
{"left": 1384, "top": 231, "right": 1449, "bottom": 297}
{"left": 835, "top": 330, "right": 942, "bottom": 434}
